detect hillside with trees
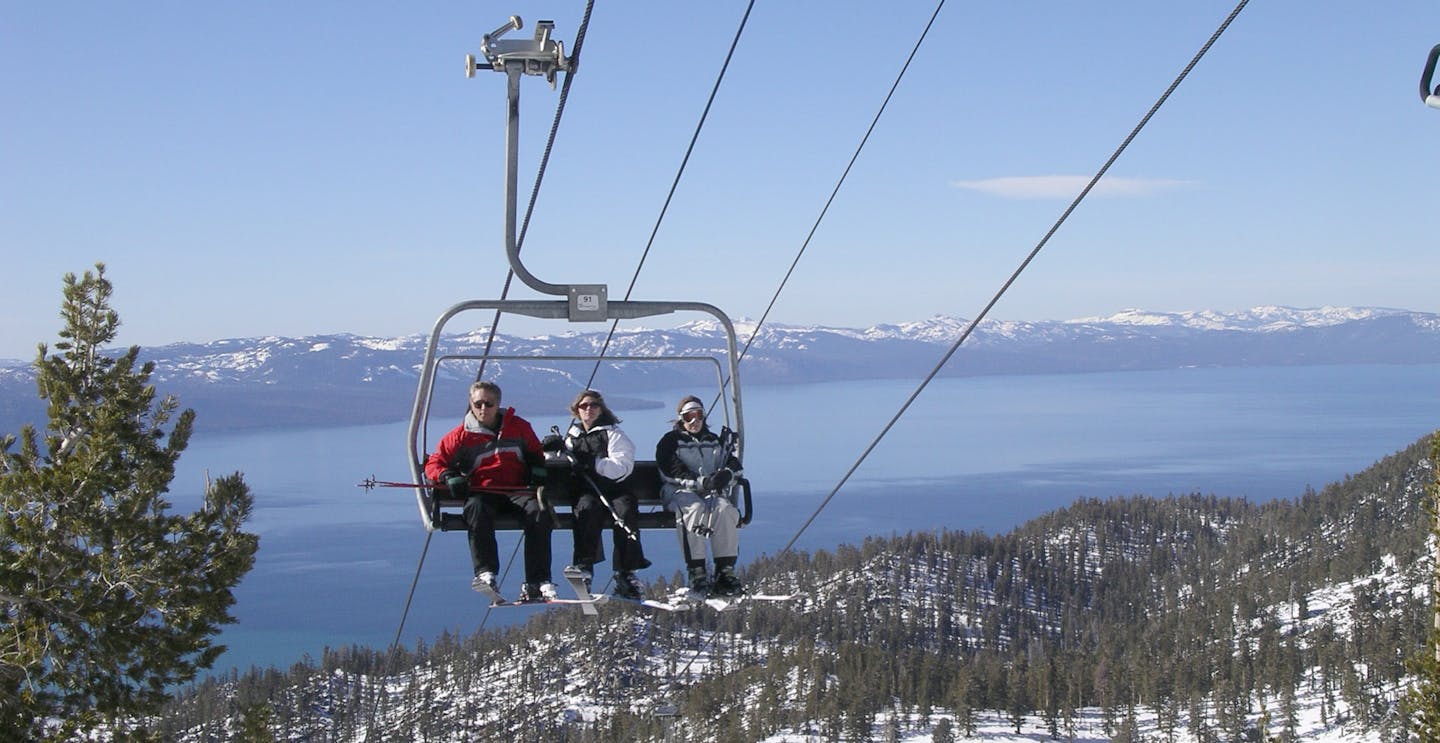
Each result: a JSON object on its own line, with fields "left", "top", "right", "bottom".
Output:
{"left": 158, "top": 434, "right": 1436, "bottom": 741}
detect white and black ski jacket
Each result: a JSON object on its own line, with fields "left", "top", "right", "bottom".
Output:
{"left": 564, "top": 422, "right": 636, "bottom": 484}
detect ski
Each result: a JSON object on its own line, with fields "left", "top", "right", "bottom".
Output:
{"left": 667, "top": 587, "right": 707, "bottom": 612}
{"left": 474, "top": 574, "right": 608, "bottom": 610}
{"left": 562, "top": 566, "right": 602, "bottom": 616}
{"left": 669, "top": 589, "right": 804, "bottom": 612}
{"left": 494, "top": 596, "right": 607, "bottom": 609}
{"left": 745, "top": 593, "right": 805, "bottom": 602}
{"left": 605, "top": 593, "right": 687, "bottom": 612}
{"left": 703, "top": 594, "right": 744, "bottom": 612}
{"left": 471, "top": 577, "right": 508, "bottom": 606}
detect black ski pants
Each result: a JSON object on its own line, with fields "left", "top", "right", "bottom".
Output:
{"left": 464, "top": 491, "right": 553, "bottom": 585}
{"left": 571, "top": 481, "right": 650, "bottom": 573}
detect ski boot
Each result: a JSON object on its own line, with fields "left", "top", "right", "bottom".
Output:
{"left": 471, "top": 570, "right": 498, "bottom": 594}
{"left": 686, "top": 564, "right": 712, "bottom": 597}
{"left": 713, "top": 565, "right": 745, "bottom": 597}
{"left": 519, "top": 581, "right": 558, "bottom": 603}
{"left": 614, "top": 571, "right": 646, "bottom": 600}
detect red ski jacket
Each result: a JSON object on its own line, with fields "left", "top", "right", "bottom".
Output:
{"left": 424, "top": 408, "right": 544, "bottom": 491}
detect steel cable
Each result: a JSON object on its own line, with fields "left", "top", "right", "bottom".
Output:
{"left": 583, "top": 1, "right": 758, "bottom": 393}
{"left": 780, "top": 0, "right": 1252, "bottom": 555}
{"left": 667, "top": 0, "right": 1251, "bottom": 723}
{"left": 678, "top": 0, "right": 949, "bottom": 691}
{"left": 706, "top": 0, "right": 948, "bottom": 416}
{"left": 392, "top": 1, "right": 597, "bottom": 672}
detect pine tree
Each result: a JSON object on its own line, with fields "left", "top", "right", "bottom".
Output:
{"left": 1405, "top": 432, "right": 1440, "bottom": 738}
{"left": 236, "top": 703, "right": 278, "bottom": 742}
{"left": 882, "top": 712, "right": 901, "bottom": 743}
{"left": 0, "top": 265, "right": 259, "bottom": 739}
{"left": 930, "top": 717, "right": 955, "bottom": 743}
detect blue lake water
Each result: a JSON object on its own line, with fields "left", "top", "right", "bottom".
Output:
{"left": 167, "top": 364, "right": 1440, "bottom": 674}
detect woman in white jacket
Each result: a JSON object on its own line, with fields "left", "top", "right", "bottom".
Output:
{"left": 559, "top": 389, "right": 650, "bottom": 599}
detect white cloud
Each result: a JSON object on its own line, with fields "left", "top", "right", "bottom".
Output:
{"left": 950, "top": 175, "right": 1193, "bottom": 199}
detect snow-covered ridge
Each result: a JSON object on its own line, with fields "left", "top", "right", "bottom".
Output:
{"left": 767, "top": 306, "right": 1430, "bottom": 344}
{"left": 3, "top": 305, "right": 1438, "bottom": 432}
{"left": 1, "top": 306, "right": 1429, "bottom": 378}
{"left": 1068, "top": 305, "right": 1416, "bottom": 331}
{"left": 1, "top": 305, "right": 1435, "bottom": 378}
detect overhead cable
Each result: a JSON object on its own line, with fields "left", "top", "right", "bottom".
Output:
{"left": 705, "top": 0, "right": 949, "bottom": 417}
{"left": 584, "top": 1, "right": 758, "bottom": 391}
{"left": 397, "top": 1, "right": 597, "bottom": 658}
{"left": 780, "top": 0, "right": 1253, "bottom": 555}
{"left": 680, "top": 0, "right": 950, "bottom": 686}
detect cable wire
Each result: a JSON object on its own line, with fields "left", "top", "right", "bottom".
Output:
{"left": 391, "top": 1, "right": 596, "bottom": 665}
{"left": 678, "top": 0, "right": 949, "bottom": 686}
{"left": 583, "top": 1, "right": 758, "bottom": 392}
{"left": 740, "top": 1, "right": 946, "bottom": 368}
{"left": 392, "top": 532, "right": 435, "bottom": 649}
{"left": 780, "top": 0, "right": 1251, "bottom": 555}
{"left": 705, "top": 0, "right": 947, "bottom": 416}
{"left": 667, "top": 0, "right": 1251, "bottom": 715}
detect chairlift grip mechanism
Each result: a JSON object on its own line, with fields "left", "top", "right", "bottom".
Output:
{"left": 467, "top": 16, "right": 569, "bottom": 86}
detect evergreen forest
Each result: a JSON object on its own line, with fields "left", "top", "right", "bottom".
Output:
{"left": 159, "top": 434, "right": 1436, "bottom": 742}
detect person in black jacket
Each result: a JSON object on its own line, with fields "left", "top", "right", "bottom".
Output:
{"left": 654, "top": 395, "right": 745, "bottom": 596}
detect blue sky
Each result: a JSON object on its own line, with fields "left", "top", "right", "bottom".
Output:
{"left": 3, "top": 1, "right": 1437, "bottom": 361}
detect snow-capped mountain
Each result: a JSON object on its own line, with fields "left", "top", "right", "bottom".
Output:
{"left": 2, "top": 306, "right": 1436, "bottom": 431}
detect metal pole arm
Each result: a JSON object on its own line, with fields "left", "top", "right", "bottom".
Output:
{"left": 1422, "top": 44, "right": 1440, "bottom": 109}
{"left": 465, "top": 16, "right": 600, "bottom": 313}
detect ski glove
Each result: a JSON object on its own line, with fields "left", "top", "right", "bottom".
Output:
{"left": 442, "top": 469, "right": 469, "bottom": 498}
{"left": 540, "top": 434, "right": 565, "bottom": 452}
{"left": 569, "top": 450, "right": 597, "bottom": 474}
{"left": 700, "top": 468, "right": 733, "bottom": 493}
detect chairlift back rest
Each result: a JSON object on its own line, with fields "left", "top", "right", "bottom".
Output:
{"left": 429, "top": 460, "right": 752, "bottom": 532}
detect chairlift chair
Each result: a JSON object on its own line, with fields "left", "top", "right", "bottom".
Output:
{"left": 406, "top": 16, "right": 752, "bottom": 534}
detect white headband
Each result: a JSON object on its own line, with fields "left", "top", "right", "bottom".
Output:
{"left": 679, "top": 401, "right": 704, "bottom": 415}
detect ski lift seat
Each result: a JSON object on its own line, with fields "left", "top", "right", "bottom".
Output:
{"left": 427, "top": 459, "right": 752, "bottom": 532}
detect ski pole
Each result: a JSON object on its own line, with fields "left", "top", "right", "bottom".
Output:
{"left": 577, "top": 468, "right": 640, "bottom": 542}
{"left": 355, "top": 475, "right": 532, "bottom": 494}
{"left": 695, "top": 492, "right": 719, "bottom": 537}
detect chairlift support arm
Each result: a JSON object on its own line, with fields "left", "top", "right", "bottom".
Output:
{"left": 465, "top": 17, "right": 608, "bottom": 318}
{"left": 1423, "top": 44, "right": 1440, "bottom": 109}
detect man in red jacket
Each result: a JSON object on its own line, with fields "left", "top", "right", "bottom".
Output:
{"left": 425, "top": 381, "right": 554, "bottom": 602}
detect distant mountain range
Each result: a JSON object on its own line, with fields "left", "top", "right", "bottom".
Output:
{"left": 2, "top": 306, "right": 1436, "bottom": 431}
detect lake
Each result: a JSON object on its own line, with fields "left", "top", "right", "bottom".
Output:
{"left": 168, "top": 364, "right": 1440, "bottom": 674}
